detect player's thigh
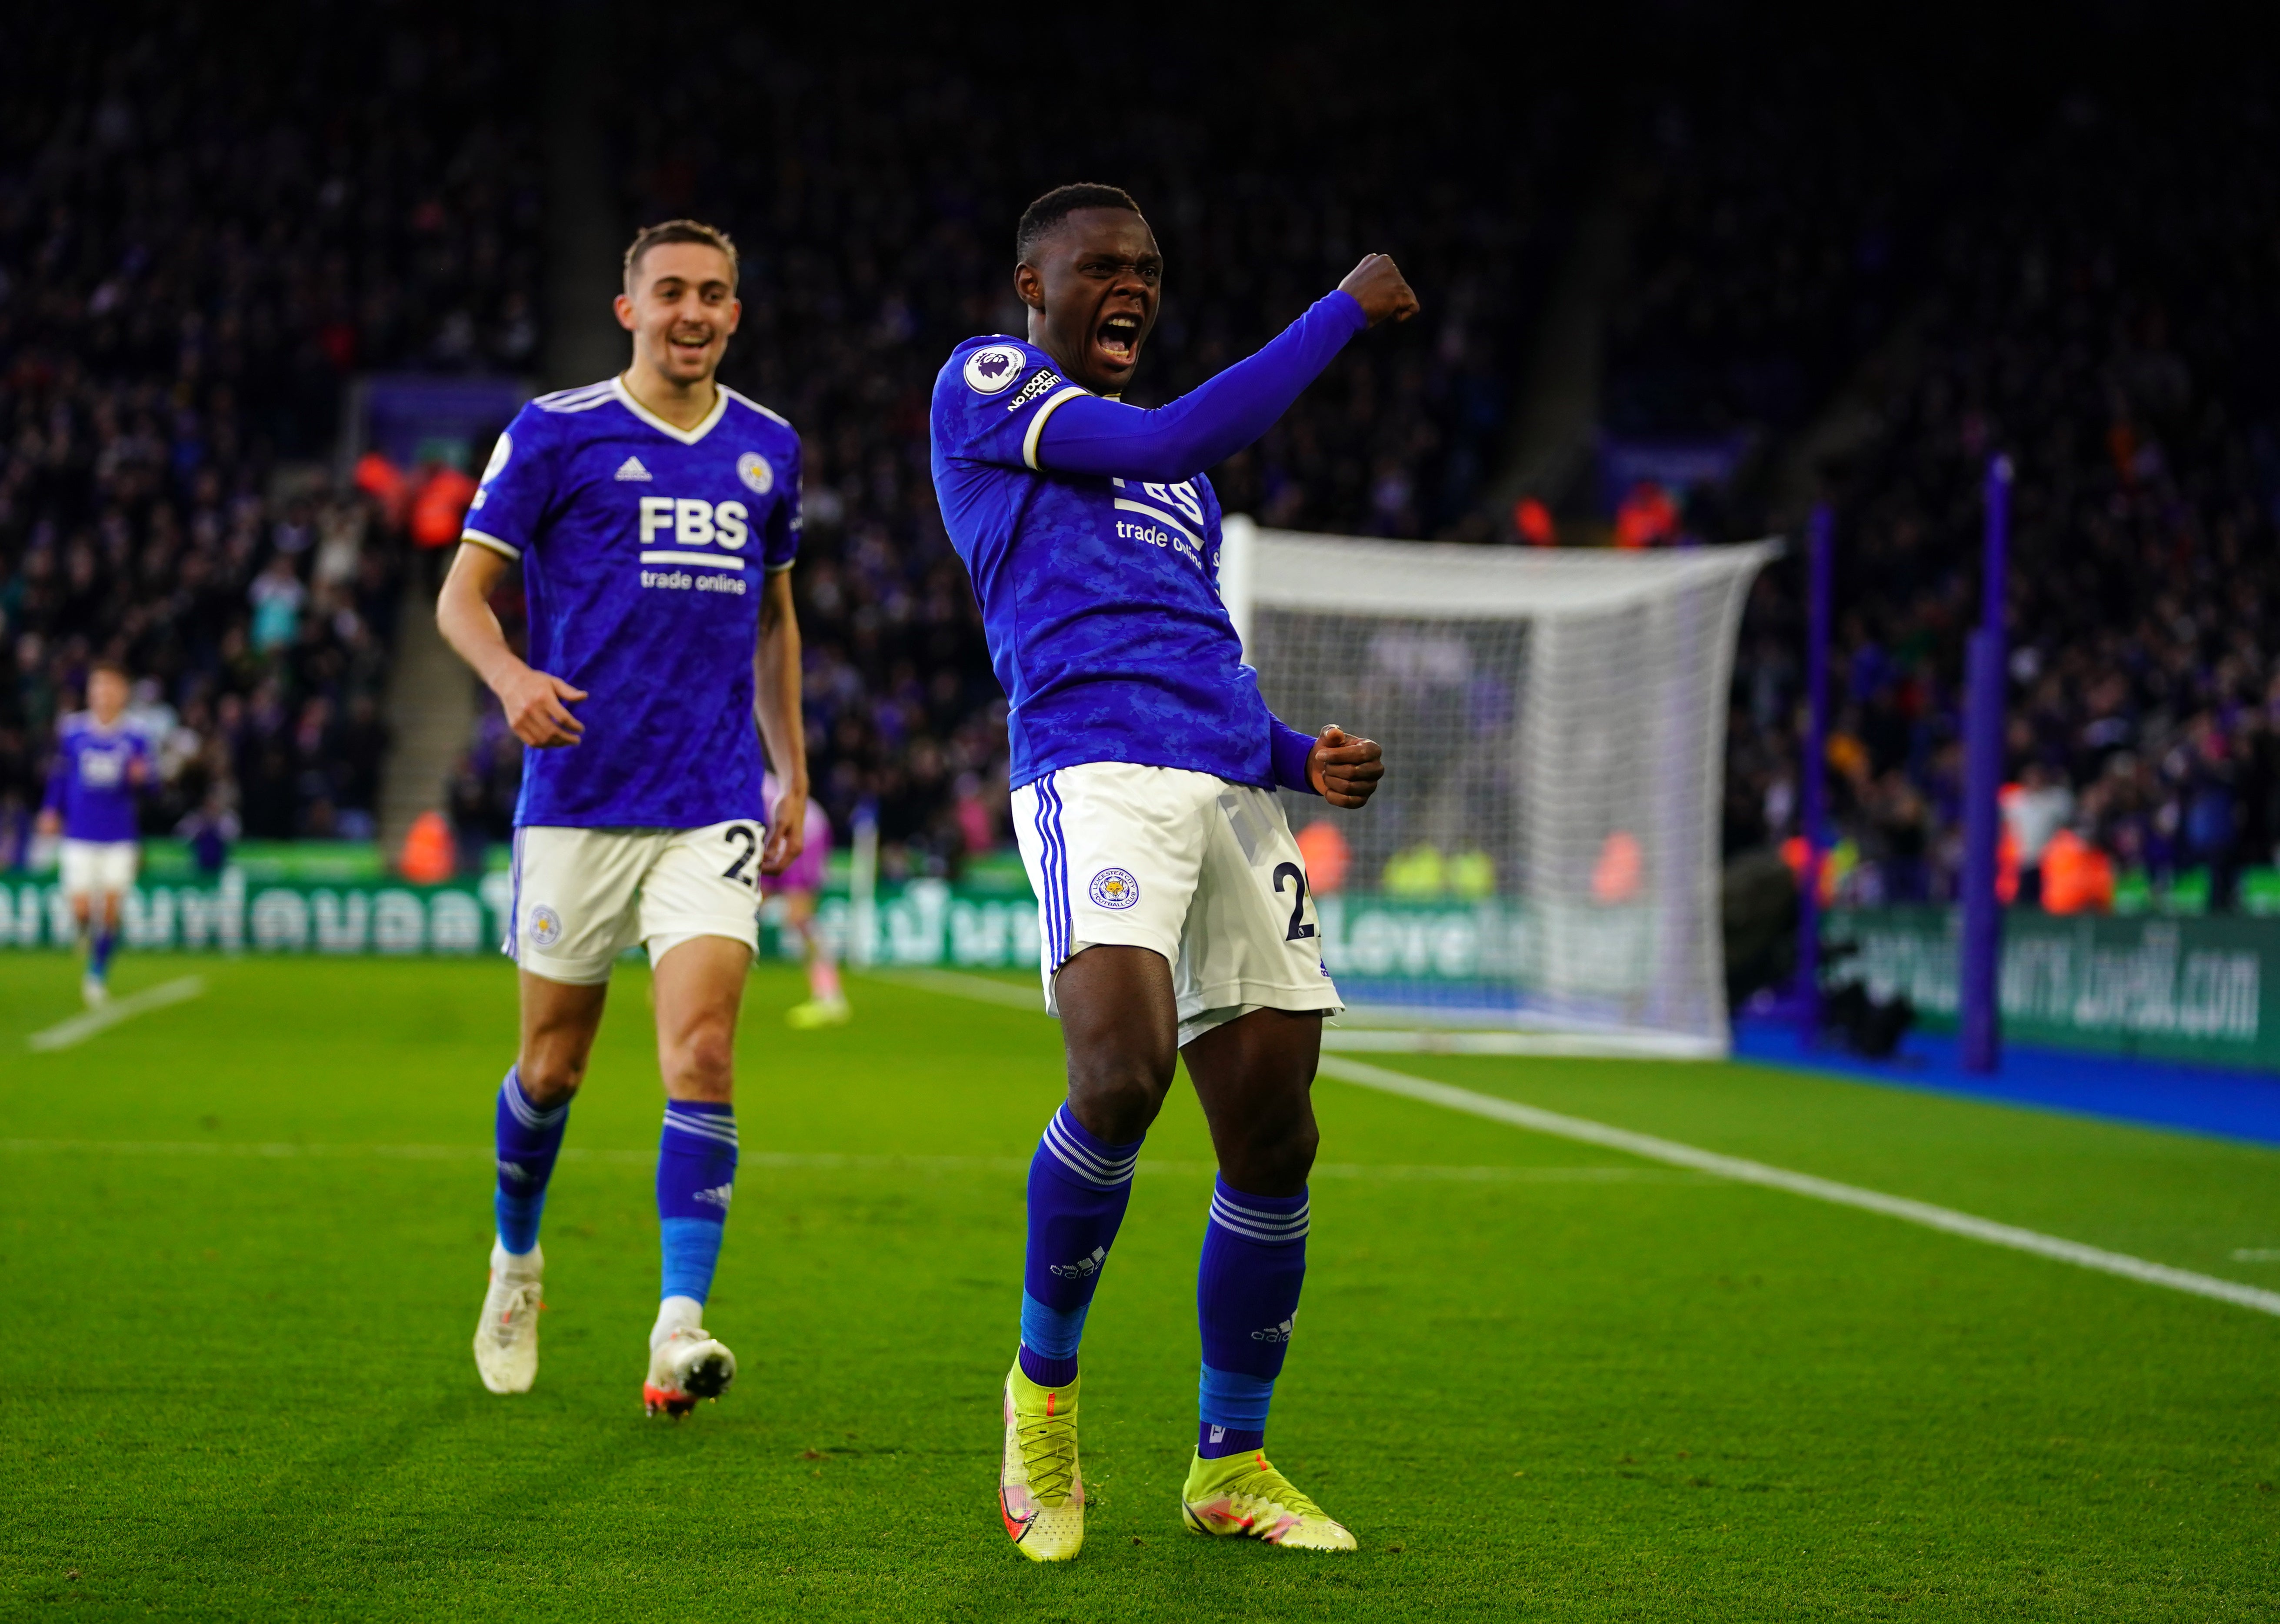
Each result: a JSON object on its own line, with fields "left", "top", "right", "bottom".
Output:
{"left": 637, "top": 820, "right": 762, "bottom": 970}
{"left": 517, "top": 969, "right": 610, "bottom": 1098}
{"left": 649, "top": 933, "right": 750, "bottom": 1097}
{"left": 95, "top": 842, "right": 139, "bottom": 896}
{"left": 1175, "top": 784, "right": 1342, "bottom": 1047}
{"left": 511, "top": 826, "right": 652, "bottom": 985}
{"left": 57, "top": 841, "right": 96, "bottom": 900}
{"left": 1010, "top": 763, "right": 1214, "bottom": 1012}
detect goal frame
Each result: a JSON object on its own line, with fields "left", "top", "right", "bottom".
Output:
{"left": 1220, "top": 516, "right": 1778, "bottom": 1060}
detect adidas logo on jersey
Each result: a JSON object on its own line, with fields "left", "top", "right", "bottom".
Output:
{"left": 693, "top": 1181, "right": 734, "bottom": 1210}
{"left": 614, "top": 456, "right": 653, "bottom": 481}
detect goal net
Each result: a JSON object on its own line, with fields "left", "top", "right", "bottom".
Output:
{"left": 1220, "top": 519, "right": 1777, "bottom": 1058}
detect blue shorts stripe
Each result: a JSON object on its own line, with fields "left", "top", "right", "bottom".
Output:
{"left": 504, "top": 828, "right": 524, "bottom": 960}
{"left": 1048, "top": 777, "right": 1066, "bottom": 962}
{"left": 1031, "top": 782, "right": 1062, "bottom": 964}
{"left": 1037, "top": 773, "right": 1070, "bottom": 965}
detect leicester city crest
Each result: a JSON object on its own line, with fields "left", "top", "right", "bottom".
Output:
{"left": 963, "top": 344, "right": 1025, "bottom": 395}
{"left": 528, "top": 905, "right": 563, "bottom": 949}
{"left": 1088, "top": 868, "right": 1140, "bottom": 910}
{"left": 737, "top": 451, "right": 774, "bottom": 495}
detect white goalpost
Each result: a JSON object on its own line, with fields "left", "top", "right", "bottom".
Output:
{"left": 1220, "top": 518, "right": 1778, "bottom": 1059}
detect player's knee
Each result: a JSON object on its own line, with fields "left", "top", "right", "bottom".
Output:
{"left": 1227, "top": 1109, "right": 1317, "bottom": 1194}
{"left": 664, "top": 1024, "right": 736, "bottom": 1101}
{"left": 1066, "top": 1055, "right": 1172, "bottom": 1142}
{"left": 518, "top": 1052, "right": 585, "bottom": 1106}
{"left": 1261, "top": 1115, "right": 1320, "bottom": 1188}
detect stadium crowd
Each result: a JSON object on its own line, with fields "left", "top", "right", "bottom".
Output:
{"left": 1715, "top": 80, "right": 2280, "bottom": 910}
{"left": 0, "top": 5, "right": 540, "bottom": 860}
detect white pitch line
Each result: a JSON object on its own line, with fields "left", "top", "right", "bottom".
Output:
{"left": 26, "top": 976, "right": 207, "bottom": 1052}
{"left": 1317, "top": 1055, "right": 2280, "bottom": 1321}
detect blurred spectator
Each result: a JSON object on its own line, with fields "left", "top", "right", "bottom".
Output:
{"left": 0, "top": 4, "right": 541, "bottom": 857}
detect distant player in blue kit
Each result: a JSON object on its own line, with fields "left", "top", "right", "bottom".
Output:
{"left": 930, "top": 184, "right": 1413, "bottom": 1558}
{"left": 437, "top": 220, "right": 808, "bottom": 1416}
{"left": 37, "top": 659, "right": 151, "bottom": 1008}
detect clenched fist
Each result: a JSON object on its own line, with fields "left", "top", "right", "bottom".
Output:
{"left": 1337, "top": 254, "right": 1420, "bottom": 328}
{"left": 1307, "top": 724, "right": 1385, "bottom": 809}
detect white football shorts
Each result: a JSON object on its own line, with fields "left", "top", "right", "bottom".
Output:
{"left": 60, "top": 839, "right": 138, "bottom": 900}
{"left": 506, "top": 821, "right": 763, "bottom": 985}
{"left": 1011, "top": 762, "right": 1341, "bottom": 1047}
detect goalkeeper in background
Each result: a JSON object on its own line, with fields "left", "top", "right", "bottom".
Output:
{"left": 930, "top": 183, "right": 1410, "bottom": 1561}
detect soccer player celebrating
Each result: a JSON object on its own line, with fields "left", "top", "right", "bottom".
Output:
{"left": 439, "top": 220, "right": 808, "bottom": 1417}
{"left": 37, "top": 659, "right": 150, "bottom": 1008}
{"left": 930, "top": 184, "right": 1411, "bottom": 1559}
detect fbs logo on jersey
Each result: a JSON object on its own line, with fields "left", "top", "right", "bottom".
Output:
{"left": 736, "top": 452, "right": 774, "bottom": 495}
{"left": 1088, "top": 868, "right": 1140, "bottom": 910}
{"left": 527, "top": 905, "right": 563, "bottom": 949}
{"left": 614, "top": 456, "right": 653, "bottom": 482}
{"left": 637, "top": 497, "right": 751, "bottom": 550}
{"left": 963, "top": 344, "right": 1025, "bottom": 395}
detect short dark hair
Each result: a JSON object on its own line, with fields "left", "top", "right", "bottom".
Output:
{"left": 88, "top": 657, "right": 129, "bottom": 680}
{"left": 623, "top": 219, "right": 740, "bottom": 291}
{"left": 1016, "top": 183, "right": 1144, "bottom": 263}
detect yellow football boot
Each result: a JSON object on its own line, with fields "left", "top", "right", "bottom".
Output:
{"left": 999, "top": 1363, "right": 1084, "bottom": 1561}
{"left": 1180, "top": 1448, "right": 1357, "bottom": 1551}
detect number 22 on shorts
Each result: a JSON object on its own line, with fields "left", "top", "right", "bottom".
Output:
{"left": 720, "top": 824, "right": 759, "bottom": 888}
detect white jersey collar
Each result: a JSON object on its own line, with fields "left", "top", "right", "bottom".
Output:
{"left": 612, "top": 375, "right": 730, "bottom": 445}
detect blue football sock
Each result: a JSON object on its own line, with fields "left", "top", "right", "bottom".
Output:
{"left": 1196, "top": 1177, "right": 1309, "bottom": 1458}
{"left": 89, "top": 928, "right": 115, "bottom": 977}
{"left": 1017, "top": 1102, "right": 1142, "bottom": 1387}
{"left": 657, "top": 1100, "right": 738, "bottom": 1305}
{"left": 492, "top": 1065, "right": 570, "bottom": 1255}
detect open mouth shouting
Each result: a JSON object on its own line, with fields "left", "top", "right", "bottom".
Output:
{"left": 1095, "top": 311, "right": 1144, "bottom": 374}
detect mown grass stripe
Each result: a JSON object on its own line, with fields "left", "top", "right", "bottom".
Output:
{"left": 0, "top": 1137, "right": 1705, "bottom": 1185}
{"left": 1318, "top": 1055, "right": 2280, "bottom": 1319}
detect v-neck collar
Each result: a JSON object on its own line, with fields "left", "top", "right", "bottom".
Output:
{"left": 613, "top": 374, "right": 729, "bottom": 445}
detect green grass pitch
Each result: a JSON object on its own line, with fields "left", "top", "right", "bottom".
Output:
{"left": 4, "top": 953, "right": 2279, "bottom": 1621}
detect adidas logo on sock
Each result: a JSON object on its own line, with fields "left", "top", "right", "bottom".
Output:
{"left": 1049, "top": 1245, "right": 1107, "bottom": 1280}
{"left": 614, "top": 456, "right": 653, "bottom": 481}
{"left": 1250, "top": 1317, "right": 1295, "bottom": 1344}
{"left": 498, "top": 1158, "right": 534, "bottom": 1183}
{"left": 693, "top": 1181, "right": 734, "bottom": 1210}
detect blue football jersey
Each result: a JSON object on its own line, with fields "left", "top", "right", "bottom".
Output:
{"left": 43, "top": 712, "right": 149, "bottom": 843}
{"left": 463, "top": 377, "right": 802, "bottom": 828}
{"left": 929, "top": 336, "right": 1274, "bottom": 791}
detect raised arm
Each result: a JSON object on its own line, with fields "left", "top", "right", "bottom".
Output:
{"left": 1037, "top": 255, "right": 1419, "bottom": 482}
